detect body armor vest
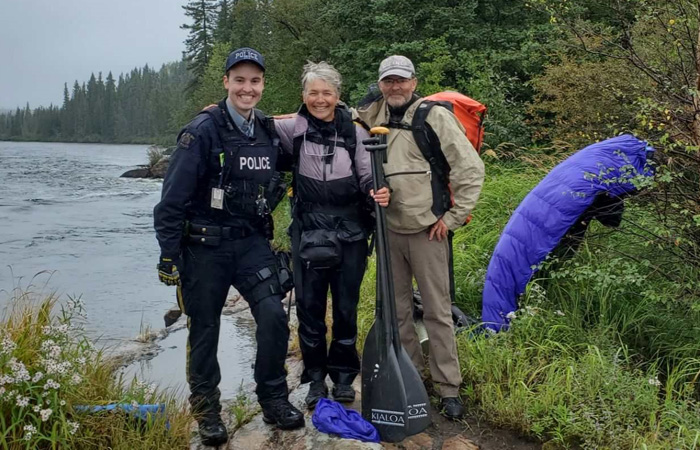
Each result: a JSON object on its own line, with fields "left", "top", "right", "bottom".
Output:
{"left": 194, "top": 100, "right": 279, "bottom": 226}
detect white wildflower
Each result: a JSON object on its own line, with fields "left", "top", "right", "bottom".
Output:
{"left": 42, "top": 325, "right": 53, "bottom": 335}
{"left": 40, "top": 339, "right": 56, "bottom": 352}
{"left": 0, "top": 334, "right": 16, "bottom": 355}
{"left": 16, "top": 395, "right": 29, "bottom": 407}
{"left": 43, "top": 379, "right": 60, "bottom": 390}
{"left": 40, "top": 408, "right": 53, "bottom": 422}
{"left": 71, "top": 374, "right": 82, "bottom": 385}
{"left": 44, "top": 359, "right": 60, "bottom": 375}
{"left": 145, "top": 383, "right": 156, "bottom": 397}
{"left": 9, "top": 359, "right": 30, "bottom": 382}
{"left": 0, "top": 386, "right": 5, "bottom": 397}
{"left": 505, "top": 311, "right": 517, "bottom": 320}
{"left": 32, "top": 372, "right": 44, "bottom": 383}
{"left": 67, "top": 420, "right": 79, "bottom": 435}
{"left": 23, "top": 424, "right": 37, "bottom": 441}
{"left": 33, "top": 405, "right": 41, "bottom": 412}
{"left": 555, "top": 310, "right": 565, "bottom": 316}
{"left": 0, "top": 374, "right": 13, "bottom": 385}
{"left": 131, "top": 400, "right": 139, "bottom": 408}
{"left": 76, "top": 357, "right": 86, "bottom": 366}
{"left": 60, "top": 400, "right": 66, "bottom": 406}
{"left": 648, "top": 376, "right": 662, "bottom": 387}
{"left": 49, "top": 345, "right": 61, "bottom": 359}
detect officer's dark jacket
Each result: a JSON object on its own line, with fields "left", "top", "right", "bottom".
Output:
{"left": 154, "top": 99, "right": 288, "bottom": 259}
{"left": 275, "top": 105, "right": 372, "bottom": 239}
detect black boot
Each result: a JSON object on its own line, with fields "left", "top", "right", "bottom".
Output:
{"left": 304, "top": 380, "right": 328, "bottom": 409}
{"left": 198, "top": 414, "right": 229, "bottom": 447}
{"left": 261, "top": 398, "right": 305, "bottom": 430}
{"left": 439, "top": 397, "right": 465, "bottom": 420}
{"left": 331, "top": 383, "right": 355, "bottom": 403}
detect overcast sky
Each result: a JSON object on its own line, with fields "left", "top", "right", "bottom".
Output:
{"left": 0, "top": 0, "right": 189, "bottom": 110}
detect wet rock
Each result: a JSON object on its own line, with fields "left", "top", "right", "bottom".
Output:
{"left": 150, "top": 156, "right": 170, "bottom": 178}
{"left": 383, "top": 433, "right": 433, "bottom": 450}
{"left": 442, "top": 435, "right": 479, "bottom": 450}
{"left": 121, "top": 167, "right": 151, "bottom": 178}
{"left": 164, "top": 306, "right": 182, "bottom": 327}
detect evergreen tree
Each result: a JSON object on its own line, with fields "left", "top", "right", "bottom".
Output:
{"left": 182, "top": 0, "right": 217, "bottom": 88}
{"left": 214, "top": 0, "right": 234, "bottom": 44}
{"left": 103, "top": 72, "right": 116, "bottom": 140}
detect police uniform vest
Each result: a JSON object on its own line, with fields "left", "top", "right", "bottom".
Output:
{"left": 192, "top": 100, "right": 279, "bottom": 229}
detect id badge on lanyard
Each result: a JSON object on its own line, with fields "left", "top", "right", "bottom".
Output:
{"left": 211, "top": 152, "right": 225, "bottom": 210}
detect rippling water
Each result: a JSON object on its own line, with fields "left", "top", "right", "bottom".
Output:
{"left": 0, "top": 141, "right": 176, "bottom": 343}
{"left": 0, "top": 141, "right": 257, "bottom": 396}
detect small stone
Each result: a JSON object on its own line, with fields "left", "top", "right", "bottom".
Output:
{"left": 442, "top": 435, "right": 479, "bottom": 450}
{"left": 402, "top": 432, "right": 433, "bottom": 449}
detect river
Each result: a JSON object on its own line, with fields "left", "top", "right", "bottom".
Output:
{"left": 0, "top": 141, "right": 255, "bottom": 397}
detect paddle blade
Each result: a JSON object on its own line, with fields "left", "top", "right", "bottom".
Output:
{"left": 361, "top": 321, "right": 378, "bottom": 415}
{"left": 361, "top": 324, "right": 409, "bottom": 442}
{"left": 396, "top": 346, "right": 431, "bottom": 435}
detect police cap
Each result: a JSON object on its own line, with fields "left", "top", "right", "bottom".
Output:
{"left": 225, "top": 47, "right": 265, "bottom": 73}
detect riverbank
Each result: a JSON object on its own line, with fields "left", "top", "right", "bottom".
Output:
{"left": 113, "top": 292, "right": 541, "bottom": 450}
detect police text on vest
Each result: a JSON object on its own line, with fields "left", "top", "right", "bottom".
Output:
{"left": 240, "top": 156, "right": 270, "bottom": 170}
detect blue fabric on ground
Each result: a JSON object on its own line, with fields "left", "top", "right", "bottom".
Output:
{"left": 74, "top": 403, "right": 169, "bottom": 429}
{"left": 481, "top": 134, "right": 654, "bottom": 332}
{"left": 312, "top": 397, "right": 380, "bottom": 443}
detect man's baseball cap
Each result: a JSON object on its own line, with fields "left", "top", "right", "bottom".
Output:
{"left": 378, "top": 55, "right": 415, "bottom": 81}
{"left": 225, "top": 47, "right": 265, "bottom": 73}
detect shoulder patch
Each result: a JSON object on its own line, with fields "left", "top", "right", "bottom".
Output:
{"left": 178, "top": 132, "right": 195, "bottom": 149}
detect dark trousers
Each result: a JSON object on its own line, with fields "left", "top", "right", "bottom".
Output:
{"left": 297, "top": 238, "right": 368, "bottom": 385}
{"left": 178, "top": 233, "right": 289, "bottom": 413}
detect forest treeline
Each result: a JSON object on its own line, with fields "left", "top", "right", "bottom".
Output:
{"left": 1, "top": 0, "right": 691, "bottom": 153}
{"left": 0, "top": 62, "right": 189, "bottom": 145}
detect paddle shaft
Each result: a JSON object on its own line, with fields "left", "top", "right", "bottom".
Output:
{"left": 366, "top": 132, "right": 403, "bottom": 359}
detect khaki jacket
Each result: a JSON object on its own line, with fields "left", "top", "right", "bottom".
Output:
{"left": 355, "top": 97, "right": 485, "bottom": 233}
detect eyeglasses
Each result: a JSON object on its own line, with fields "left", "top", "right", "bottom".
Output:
{"left": 380, "top": 77, "right": 413, "bottom": 87}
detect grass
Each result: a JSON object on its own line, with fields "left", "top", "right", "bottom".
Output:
{"left": 146, "top": 146, "right": 166, "bottom": 168}
{"left": 441, "top": 161, "right": 700, "bottom": 448}
{"left": 349, "top": 160, "right": 700, "bottom": 448}
{"left": 227, "top": 382, "right": 260, "bottom": 432}
{"left": 0, "top": 289, "right": 192, "bottom": 449}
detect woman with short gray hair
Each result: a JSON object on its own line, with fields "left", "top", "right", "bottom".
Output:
{"left": 301, "top": 61, "right": 342, "bottom": 97}
{"left": 275, "top": 61, "right": 390, "bottom": 409}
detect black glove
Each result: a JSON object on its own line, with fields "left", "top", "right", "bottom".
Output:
{"left": 157, "top": 256, "right": 181, "bottom": 286}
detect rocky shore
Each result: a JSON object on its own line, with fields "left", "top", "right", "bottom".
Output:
{"left": 106, "top": 291, "right": 540, "bottom": 450}
{"left": 120, "top": 145, "right": 172, "bottom": 179}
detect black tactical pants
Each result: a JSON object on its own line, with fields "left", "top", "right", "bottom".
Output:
{"left": 297, "top": 238, "right": 368, "bottom": 385}
{"left": 178, "top": 232, "right": 289, "bottom": 414}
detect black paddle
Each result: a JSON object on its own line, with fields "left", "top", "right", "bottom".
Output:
{"left": 361, "top": 126, "right": 431, "bottom": 442}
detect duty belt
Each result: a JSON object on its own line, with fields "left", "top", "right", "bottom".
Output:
{"left": 188, "top": 223, "right": 255, "bottom": 241}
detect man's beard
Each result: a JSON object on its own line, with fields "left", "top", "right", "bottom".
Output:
{"left": 386, "top": 94, "right": 409, "bottom": 107}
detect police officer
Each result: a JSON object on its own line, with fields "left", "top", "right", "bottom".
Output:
{"left": 154, "top": 47, "right": 304, "bottom": 447}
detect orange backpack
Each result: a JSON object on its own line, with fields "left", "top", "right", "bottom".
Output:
{"left": 423, "top": 91, "right": 487, "bottom": 153}
{"left": 384, "top": 91, "right": 486, "bottom": 220}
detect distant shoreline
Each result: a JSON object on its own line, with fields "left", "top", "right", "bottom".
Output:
{"left": 0, "top": 137, "right": 168, "bottom": 146}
